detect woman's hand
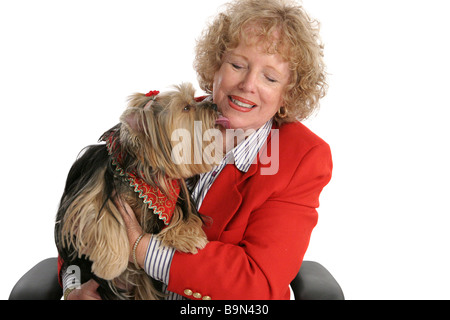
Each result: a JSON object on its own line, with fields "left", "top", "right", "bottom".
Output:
{"left": 113, "top": 196, "right": 151, "bottom": 269}
{"left": 66, "top": 279, "right": 101, "bottom": 300}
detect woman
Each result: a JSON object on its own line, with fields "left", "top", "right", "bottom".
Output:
{"left": 66, "top": 0, "right": 332, "bottom": 300}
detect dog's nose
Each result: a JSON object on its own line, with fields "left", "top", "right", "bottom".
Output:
{"left": 211, "top": 103, "right": 218, "bottom": 112}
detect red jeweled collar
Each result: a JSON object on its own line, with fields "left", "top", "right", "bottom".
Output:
{"left": 105, "top": 132, "right": 179, "bottom": 225}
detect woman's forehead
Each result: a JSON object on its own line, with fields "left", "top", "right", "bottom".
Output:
{"left": 237, "top": 23, "right": 290, "bottom": 57}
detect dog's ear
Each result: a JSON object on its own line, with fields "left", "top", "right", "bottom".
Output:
{"left": 121, "top": 110, "right": 144, "bottom": 133}
{"left": 122, "top": 93, "right": 158, "bottom": 134}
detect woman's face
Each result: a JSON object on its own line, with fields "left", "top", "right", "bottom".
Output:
{"left": 212, "top": 38, "right": 290, "bottom": 132}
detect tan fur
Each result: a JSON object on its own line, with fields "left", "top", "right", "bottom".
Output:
{"left": 57, "top": 83, "right": 220, "bottom": 299}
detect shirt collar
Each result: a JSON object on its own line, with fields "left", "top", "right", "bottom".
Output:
{"left": 226, "top": 118, "right": 273, "bottom": 173}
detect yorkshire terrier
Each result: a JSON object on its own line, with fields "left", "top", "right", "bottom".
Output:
{"left": 55, "top": 83, "right": 224, "bottom": 299}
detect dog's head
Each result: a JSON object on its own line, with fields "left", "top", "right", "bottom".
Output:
{"left": 119, "top": 83, "right": 225, "bottom": 179}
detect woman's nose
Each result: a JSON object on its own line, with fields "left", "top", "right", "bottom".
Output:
{"left": 238, "top": 71, "right": 257, "bottom": 93}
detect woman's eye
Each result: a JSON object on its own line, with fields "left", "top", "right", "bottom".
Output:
{"left": 266, "top": 76, "right": 277, "bottom": 83}
{"left": 231, "top": 63, "right": 243, "bottom": 70}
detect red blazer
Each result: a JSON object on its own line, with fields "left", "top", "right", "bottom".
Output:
{"left": 167, "top": 121, "right": 333, "bottom": 300}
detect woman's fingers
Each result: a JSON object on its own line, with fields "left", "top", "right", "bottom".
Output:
{"left": 67, "top": 279, "right": 101, "bottom": 300}
{"left": 112, "top": 195, "right": 144, "bottom": 247}
{"left": 114, "top": 196, "right": 136, "bottom": 224}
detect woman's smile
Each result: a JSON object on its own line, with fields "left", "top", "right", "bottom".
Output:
{"left": 228, "top": 95, "right": 257, "bottom": 112}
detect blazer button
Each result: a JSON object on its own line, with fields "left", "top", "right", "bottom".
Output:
{"left": 184, "top": 289, "right": 193, "bottom": 296}
{"left": 202, "top": 296, "right": 212, "bottom": 300}
{"left": 193, "top": 292, "right": 202, "bottom": 299}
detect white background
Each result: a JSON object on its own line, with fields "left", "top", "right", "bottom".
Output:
{"left": 1, "top": 0, "right": 449, "bottom": 300}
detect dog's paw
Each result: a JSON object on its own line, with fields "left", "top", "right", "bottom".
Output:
{"left": 192, "top": 235, "right": 208, "bottom": 252}
{"left": 169, "top": 234, "right": 208, "bottom": 254}
{"left": 157, "top": 213, "right": 209, "bottom": 254}
{"left": 182, "top": 236, "right": 208, "bottom": 254}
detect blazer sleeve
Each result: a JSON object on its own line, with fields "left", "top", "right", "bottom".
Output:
{"left": 167, "top": 142, "right": 333, "bottom": 300}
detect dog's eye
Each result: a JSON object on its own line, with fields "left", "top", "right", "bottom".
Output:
{"left": 183, "top": 105, "right": 191, "bottom": 112}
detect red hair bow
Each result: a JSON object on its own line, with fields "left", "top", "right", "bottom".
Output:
{"left": 145, "top": 90, "right": 160, "bottom": 97}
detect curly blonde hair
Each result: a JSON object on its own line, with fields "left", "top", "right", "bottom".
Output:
{"left": 194, "top": 0, "right": 327, "bottom": 124}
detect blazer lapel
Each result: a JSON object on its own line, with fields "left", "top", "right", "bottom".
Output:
{"left": 199, "top": 162, "right": 258, "bottom": 240}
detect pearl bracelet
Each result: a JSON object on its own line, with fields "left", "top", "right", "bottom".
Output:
{"left": 132, "top": 233, "right": 145, "bottom": 269}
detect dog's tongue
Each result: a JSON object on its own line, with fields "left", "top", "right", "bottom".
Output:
{"left": 215, "top": 116, "right": 231, "bottom": 129}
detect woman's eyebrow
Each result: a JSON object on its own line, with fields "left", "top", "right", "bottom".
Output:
{"left": 227, "top": 52, "right": 248, "bottom": 61}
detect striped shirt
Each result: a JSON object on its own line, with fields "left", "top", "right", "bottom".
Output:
{"left": 147, "top": 118, "right": 273, "bottom": 299}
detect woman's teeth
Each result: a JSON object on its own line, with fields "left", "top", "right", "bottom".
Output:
{"left": 230, "top": 97, "right": 255, "bottom": 109}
